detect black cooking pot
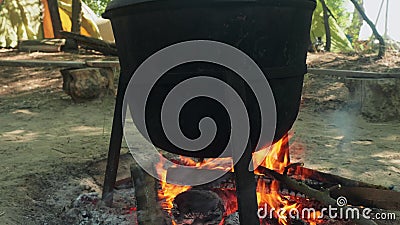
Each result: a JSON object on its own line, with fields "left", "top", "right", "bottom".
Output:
{"left": 104, "top": 0, "right": 315, "bottom": 158}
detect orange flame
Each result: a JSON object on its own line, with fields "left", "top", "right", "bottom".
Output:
{"left": 254, "top": 134, "right": 300, "bottom": 225}
{"left": 178, "top": 156, "right": 233, "bottom": 172}
{"left": 254, "top": 134, "right": 322, "bottom": 225}
{"left": 156, "top": 157, "right": 191, "bottom": 211}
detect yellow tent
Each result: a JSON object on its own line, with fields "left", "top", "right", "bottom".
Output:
{"left": 310, "top": 0, "right": 354, "bottom": 52}
{"left": 42, "top": 0, "right": 101, "bottom": 39}
{"left": 0, "top": 0, "right": 111, "bottom": 48}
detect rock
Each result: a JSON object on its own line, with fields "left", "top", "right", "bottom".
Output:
{"left": 61, "top": 67, "right": 115, "bottom": 102}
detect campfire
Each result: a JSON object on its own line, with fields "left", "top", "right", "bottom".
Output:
{"left": 153, "top": 135, "right": 319, "bottom": 225}
{"left": 153, "top": 135, "right": 320, "bottom": 225}
{"left": 151, "top": 134, "right": 355, "bottom": 225}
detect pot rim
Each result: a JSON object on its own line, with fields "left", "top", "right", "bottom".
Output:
{"left": 104, "top": 0, "right": 316, "bottom": 17}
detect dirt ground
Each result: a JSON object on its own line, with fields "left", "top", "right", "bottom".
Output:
{"left": 0, "top": 50, "right": 399, "bottom": 225}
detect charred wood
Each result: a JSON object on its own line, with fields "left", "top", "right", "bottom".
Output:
{"left": 291, "top": 166, "right": 389, "bottom": 190}
{"left": 130, "top": 163, "right": 171, "bottom": 225}
{"left": 171, "top": 189, "right": 225, "bottom": 225}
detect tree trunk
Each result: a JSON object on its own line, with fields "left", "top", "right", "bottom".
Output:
{"left": 47, "top": 0, "right": 63, "bottom": 38}
{"left": 65, "top": 0, "right": 82, "bottom": 50}
{"left": 71, "top": 0, "right": 82, "bottom": 34}
{"left": 349, "top": 0, "right": 386, "bottom": 58}
{"left": 320, "top": 0, "right": 331, "bottom": 52}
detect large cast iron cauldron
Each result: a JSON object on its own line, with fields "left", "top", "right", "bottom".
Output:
{"left": 104, "top": 0, "right": 316, "bottom": 158}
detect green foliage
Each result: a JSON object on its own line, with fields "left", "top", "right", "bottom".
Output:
{"left": 82, "top": 0, "right": 111, "bottom": 15}
{"left": 325, "top": 0, "right": 351, "bottom": 29}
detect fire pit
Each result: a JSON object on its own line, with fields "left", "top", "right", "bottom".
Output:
{"left": 102, "top": 0, "right": 316, "bottom": 224}
{"left": 128, "top": 134, "right": 398, "bottom": 225}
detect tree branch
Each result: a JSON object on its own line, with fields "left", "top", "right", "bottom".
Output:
{"left": 320, "top": 0, "right": 331, "bottom": 51}
{"left": 349, "top": 0, "right": 386, "bottom": 58}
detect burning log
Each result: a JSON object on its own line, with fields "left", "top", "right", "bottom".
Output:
{"left": 165, "top": 167, "right": 319, "bottom": 224}
{"left": 165, "top": 164, "right": 399, "bottom": 218}
{"left": 166, "top": 165, "right": 399, "bottom": 224}
{"left": 130, "top": 163, "right": 171, "bottom": 225}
